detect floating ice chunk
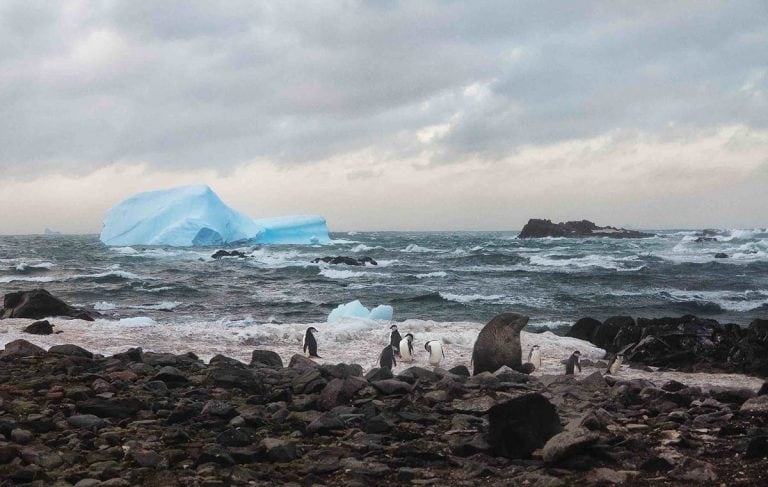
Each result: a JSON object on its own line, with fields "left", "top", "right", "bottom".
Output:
{"left": 327, "top": 300, "right": 393, "bottom": 322}
{"left": 100, "top": 184, "right": 331, "bottom": 246}
{"left": 368, "top": 305, "right": 394, "bottom": 321}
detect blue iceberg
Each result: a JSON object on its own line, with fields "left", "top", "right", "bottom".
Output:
{"left": 327, "top": 299, "right": 394, "bottom": 322}
{"left": 100, "top": 185, "right": 331, "bottom": 246}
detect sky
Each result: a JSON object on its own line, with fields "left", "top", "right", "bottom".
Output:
{"left": 0, "top": 0, "right": 766, "bottom": 234}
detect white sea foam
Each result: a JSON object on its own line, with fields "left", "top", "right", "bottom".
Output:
{"left": 440, "top": 292, "right": 505, "bottom": 303}
{"left": 318, "top": 268, "right": 388, "bottom": 279}
{"left": 402, "top": 244, "right": 439, "bottom": 253}
{"left": 663, "top": 289, "right": 768, "bottom": 312}
{"left": 1, "top": 316, "right": 761, "bottom": 391}
{"left": 118, "top": 317, "right": 157, "bottom": 326}
{"left": 350, "top": 244, "right": 384, "bottom": 253}
{"left": 71, "top": 270, "right": 149, "bottom": 280}
{"left": 528, "top": 254, "right": 642, "bottom": 272}
{"left": 14, "top": 261, "right": 55, "bottom": 271}
{"left": 128, "top": 301, "right": 181, "bottom": 311}
{"left": 93, "top": 301, "right": 117, "bottom": 311}
{"left": 413, "top": 271, "right": 448, "bottom": 279}
{"left": 0, "top": 276, "right": 55, "bottom": 283}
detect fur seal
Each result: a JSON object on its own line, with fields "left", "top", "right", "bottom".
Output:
{"left": 424, "top": 340, "right": 444, "bottom": 368}
{"left": 607, "top": 353, "right": 623, "bottom": 375}
{"left": 527, "top": 344, "right": 542, "bottom": 371}
{"left": 471, "top": 312, "right": 529, "bottom": 375}
{"left": 379, "top": 344, "right": 397, "bottom": 370}
{"left": 565, "top": 350, "right": 581, "bottom": 375}
{"left": 399, "top": 333, "right": 414, "bottom": 362}
{"left": 303, "top": 327, "right": 321, "bottom": 358}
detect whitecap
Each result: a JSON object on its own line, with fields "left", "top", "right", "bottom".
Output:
{"left": 93, "top": 302, "right": 117, "bottom": 311}
{"left": 439, "top": 292, "right": 504, "bottom": 303}
{"left": 413, "top": 271, "right": 448, "bottom": 279}
{"left": 0, "top": 276, "right": 55, "bottom": 283}
{"left": 118, "top": 317, "right": 157, "bottom": 326}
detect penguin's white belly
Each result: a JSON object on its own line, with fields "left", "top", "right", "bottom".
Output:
{"left": 530, "top": 351, "right": 542, "bottom": 369}
{"left": 428, "top": 341, "right": 443, "bottom": 366}
{"left": 400, "top": 339, "right": 413, "bottom": 362}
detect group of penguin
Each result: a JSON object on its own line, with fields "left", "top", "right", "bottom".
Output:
{"left": 305, "top": 326, "right": 624, "bottom": 375}
{"left": 302, "top": 324, "right": 444, "bottom": 370}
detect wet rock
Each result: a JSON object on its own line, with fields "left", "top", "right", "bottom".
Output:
{"left": 319, "top": 363, "right": 364, "bottom": 379}
{"left": 153, "top": 365, "right": 188, "bottom": 383}
{"left": 566, "top": 317, "right": 602, "bottom": 342}
{"left": 260, "top": 437, "right": 299, "bottom": 462}
{"left": 745, "top": 435, "right": 768, "bottom": 459}
{"left": 669, "top": 457, "right": 717, "bottom": 482}
{"left": 365, "top": 367, "right": 393, "bottom": 382}
{"left": 201, "top": 400, "right": 237, "bottom": 418}
{"left": 740, "top": 396, "right": 768, "bottom": 415}
{"left": 49, "top": 343, "right": 94, "bottom": 358}
{"left": 371, "top": 379, "right": 412, "bottom": 395}
{"left": 398, "top": 366, "right": 441, "bottom": 382}
{"left": 709, "top": 387, "right": 755, "bottom": 404}
{"left": 641, "top": 455, "right": 675, "bottom": 472}
{"left": 541, "top": 428, "right": 600, "bottom": 464}
{"left": 211, "top": 250, "right": 248, "bottom": 259}
{"left": 306, "top": 413, "right": 346, "bottom": 435}
{"left": 67, "top": 414, "right": 106, "bottom": 430}
{"left": 132, "top": 449, "right": 163, "bottom": 467}
{"left": 488, "top": 393, "right": 562, "bottom": 458}
{"left": 76, "top": 398, "right": 146, "bottom": 418}
{"left": 23, "top": 320, "right": 53, "bottom": 335}
{"left": 207, "top": 366, "right": 265, "bottom": 394}
{"left": 289, "top": 354, "right": 319, "bottom": 369}
{"left": 250, "top": 350, "right": 283, "bottom": 368}
{"left": 292, "top": 369, "right": 327, "bottom": 394}
{"left": 714, "top": 252, "right": 728, "bottom": 259}
{"left": 318, "top": 377, "right": 368, "bottom": 410}
{"left": 338, "top": 458, "right": 390, "bottom": 477}
{"left": 11, "top": 428, "right": 33, "bottom": 444}
{"left": 448, "top": 365, "right": 470, "bottom": 377}
{"left": 0, "top": 445, "right": 19, "bottom": 464}
{"left": 1, "top": 339, "right": 46, "bottom": 358}
{"left": 1, "top": 288, "right": 95, "bottom": 320}
{"left": 758, "top": 382, "right": 768, "bottom": 396}
{"left": 312, "top": 256, "right": 377, "bottom": 266}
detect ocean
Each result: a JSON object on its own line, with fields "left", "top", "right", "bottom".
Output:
{"left": 1, "top": 229, "right": 766, "bottom": 330}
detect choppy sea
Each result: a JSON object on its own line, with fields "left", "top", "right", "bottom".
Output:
{"left": 1, "top": 229, "right": 767, "bottom": 330}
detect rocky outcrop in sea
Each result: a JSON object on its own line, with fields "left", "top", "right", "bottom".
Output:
{"left": 518, "top": 219, "right": 655, "bottom": 239}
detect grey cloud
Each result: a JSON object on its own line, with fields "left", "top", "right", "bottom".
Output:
{"left": 0, "top": 0, "right": 766, "bottom": 175}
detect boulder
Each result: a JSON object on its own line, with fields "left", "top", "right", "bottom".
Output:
{"left": 288, "top": 354, "right": 318, "bottom": 369}
{"left": 318, "top": 377, "right": 368, "bottom": 410}
{"left": 487, "top": 393, "right": 562, "bottom": 458}
{"left": 23, "top": 320, "right": 53, "bottom": 335}
{"left": 541, "top": 428, "right": 601, "bottom": 464}
{"left": 211, "top": 250, "right": 248, "bottom": 259}
{"left": 1, "top": 289, "right": 94, "bottom": 320}
{"left": 566, "top": 317, "right": 601, "bottom": 342}
{"left": 249, "top": 350, "right": 283, "bottom": 368}
{"left": 1, "top": 339, "right": 46, "bottom": 358}
{"left": 48, "top": 344, "right": 93, "bottom": 358}
{"left": 207, "top": 367, "right": 265, "bottom": 394}
{"left": 714, "top": 253, "right": 728, "bottom": 259}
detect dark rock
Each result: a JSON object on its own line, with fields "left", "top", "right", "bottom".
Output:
{"left": 196, "top": 447, "right": 235, "bottom": 467}
{"left": 153, "top": 366, "right": 189, "bottom": 383}
{"left": 76, "top": 398, "right": 146, "bottom": 418}
{"left": 207, "top": 367, "right": 265, "bottom": 394}
{"left": 714, "top": 252, "right": 728, "bottom": 259}
{"left": 669, "top": 457, "right": 717, "bottom": 482}
{"left": 23, "top": 320, "right": 53, "bottom": 335}
{"left": 260, "top": 438, "right": 299, "bottom": 462}
{"left": 592, "top": 316, "right": 634, "bottom": 351}
{"left": 318, "top": 377, "right": 368, "bottom": 410}
{"left": 292, "top": 369, "right": 327, "bottom": 394}
{"left": 319, "top": 363, "right": 363, "bottom": 379}
{"left": 661, "top": 380, "right": 686, "bottom": 392}
{"left": 740, "top": 396, "right": 768, "bottom": 415}
{"left": 750, "top": 319, "right": 768, "bottom": 338}
{"left": 448, "top": 365, "right": 471, "bottom": 377}
{"left": 541, "top": 428, "right": 600, "bottom": 464}
{"left": 487, "top": 393, "right": 562, "bottom": 458}
{"left": 0, "top": 445, "right": 19, "bottom": 464}
{"left": 640, "top": 455, "right": 674, "bottom": 472}
{"left": 758, "top": 382, "right": 768, "bottom": 396}
{"left": 518, "top": 218, "right": 653, "bottom": 239}
{"left": 201, "top": 400, "right": 237, "bottom": 418}
{"left": 289, "top": 354, "right": 319, "bottom": 369}
{"left": 211, "top": 250, "right": 248, "bottom": 259}
{"left": 365, "top": 367, "right": 393, "bottom": 382}
{"left": 250, "top": 350, "right": 283, "bottom": 368}
{"left": 567, "top": 317, "right": 602, "bottom": 342}
{"left": 132, "top": 449, "right": 163, "bottom": 467}
{"left": 745, "top": 436, "right": 768, "bottom": 459}
{"left": 364, "top": 414, "right": 394, "bottom": 434}
{"left": 311, "top": 256, "right": 377, "bottom": 266}
{"left": 208, "top": 354, "right": 246, "bottom": 368}
{"left": 1, "top": 288, "right": 95, "bottom": 320}
{"left": 306, "top": 413, "right": 346, "bottom": 435}
{"left": 709, "top": 387, "right": 755, "bottom": 404}
{"left": 67, "top": 414, "right": 106, "bottom": 430}
{"left": 371, "top": 379, "right": 412, "bottom": 395}
{"left": 398, "top": 366, "right": 440, "bottom": 382}
{"left": 1, "top": 339, "right": 46, "bottom": 358}
{"left": 48, "top": 343, "right": 94, "bottom": 358}
{"left": 217, "top": 427, "right": 256, "bottom": 447}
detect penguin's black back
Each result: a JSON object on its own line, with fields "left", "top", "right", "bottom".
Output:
{"left": 390, "top": 330, "right": 402, "bottom": 350}
{"left": 379, "top": 345, "right": 396, "bottom": 370}
{"left": 305, "top": 330, "right": 319, "bottom": 357}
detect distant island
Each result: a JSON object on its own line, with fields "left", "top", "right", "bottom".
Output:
{"left": 518, "top": 219, "right": 655, "bottom": 239}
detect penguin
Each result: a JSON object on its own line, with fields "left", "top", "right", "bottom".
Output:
{"left": 303, "top": 327, "right": 321, "bottom": 358}
{"left": 565, "top": 350, "right": 581, "bottom": 375}
{"left": 379, "top": 344, "right": 397, "bottom": 370}
{"left": 527, "top": 344, "right": 542, "bottom": 371}
{"left": 607, "top": 353, "right": 624, "bottom": 375}
{"left": 399, "top": 333, "right": 415, "bottom": 362}
{"left": 389, "top": 324, "right": 402, "bottom": 356}
{"left": 424, "top": 340, "right": 445, "bottom": 369}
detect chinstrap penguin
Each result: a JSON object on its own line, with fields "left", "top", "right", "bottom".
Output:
{"left": 565, "top": 350, "right": 581, "bottom": 375}
{"left": 379, "top": 344, "right": 397, "bottom": 370}
{"left": 303, "top": 327, "right": 321, "bottom": 358}
{"left": 399, "top": 333, "right": 415, "bottom": 362}
{"left": 424, "top": 340, "right": 445, "bottom": 368}
{"left": 389, "top": 324, "right": 402, "bottom": 356}
{"left": 527, "top": 344, "right": 542, "bottom": 371}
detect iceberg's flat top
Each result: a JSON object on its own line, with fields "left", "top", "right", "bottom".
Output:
{"left": 100, "top": 184, "right": 330, "bottom": 246}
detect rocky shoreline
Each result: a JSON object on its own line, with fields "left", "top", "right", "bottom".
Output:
{"left": 1, "top": 336, "right": 768, "bottom": 486}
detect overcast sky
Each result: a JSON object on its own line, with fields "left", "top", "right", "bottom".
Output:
{"left": 1, "top": 0, "right": 766, "bottom": 233}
